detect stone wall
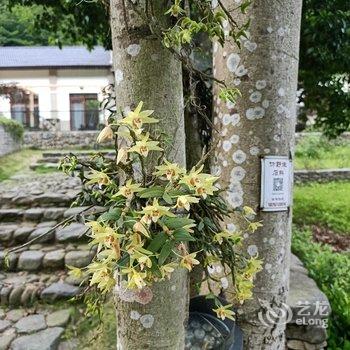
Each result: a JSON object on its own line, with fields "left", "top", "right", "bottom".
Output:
{"left": 23, "top": 130, "right": 350, "bottom": 150}
{"left": 295, "top": 169, "right": 350, "bottom": 183}
{"left": 23, "top": 131, "right": 113, "bottom": 149}
{"left": 0, "top": 125, "right": 21, "bottom": 157}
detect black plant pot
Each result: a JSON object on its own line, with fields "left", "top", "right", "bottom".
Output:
{"left": 187, "top": 296, "right": 243, "bottom": 350}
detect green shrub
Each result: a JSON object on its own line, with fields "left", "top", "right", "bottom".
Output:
{"left": 292, "top": 228, "right": 350, "bottom": 350}
{"left": 295, "top": 134, "right": 350, "bottom": 169}
{"left": 0, "top": 116, "right": 24, "bottom": 140}
{"left": 294, "top": 182, "right": 350, "bottom": 234}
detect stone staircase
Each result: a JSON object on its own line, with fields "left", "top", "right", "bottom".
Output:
{"left": 0, "top": 194, "right": 105, "bottom": 308}
{"left": 0, "top": 172, "right": 100, "bottom": 349}
{"left": 29, "top": 150, "right": 114, "bottom": 171}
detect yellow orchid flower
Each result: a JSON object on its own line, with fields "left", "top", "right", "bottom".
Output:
{"left": 88, "top": 262, "right": 115, "bottom": 293}
{"left": 160, "top": 262, "right": 178, "bottom": 279}
{"left": 121, "top": 268, "right": 147, "bottom": 289}
{"left": 244, "top": 257, "right": 263, "bottom": 277}
{"left": 119, "top": 101, "right": 158, "bottom": 131}
{"left": 243, "top": 206, "right": 256, "bottom": 217}
{"left": 195, "top": 174, "right": 219, "bottom": 199}
{"left": 180, "top": 252, "right": 200, "bottom": 271}
{"left": 140, "top": 198, "right": 176, "bottom": 224}
{"left": 180, "top": 166, "right": 219, "bottom": 198}
{"left": 180, "top": 165, "right": 204, "bottom": 189}
{"left": 153, "top": 159, "right": 186, "bottom": 181}
{"left": 213, "top": 230, "right": 242, "bottom": 245}
{"left": 248, "top": 221, "right": 263, "bottom": 233}
{"left": 174, "top": 195, "right": 200, "bottom": 211}
{"left": 133, "top": 221, "right": 150, "bottom": 238}
{"left": 96, "top": 124, "right": 114, "bottom": 143}
{"left": 213, "top": 304, "right": 235, "bottom": 321}
{"left": 114, "top": 180, "right": 144, "bottom": 200}
{"left": 86, "top": 170, "right": 111, "bottom": 187}
{"left": 235, "top": 276, "right": 254, "bottom": 303}
{"left": 116, "top": 147, "right": 129, "bottom": 164}
{"left": 128, "top": 133, "right": 163, "bottom": 157}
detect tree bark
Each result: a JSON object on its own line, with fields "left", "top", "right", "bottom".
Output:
{"left": 212, "top": 1, "right": 302, "bottom": 349}
{"left": 110, "top": 1, "right": 188, "bottom": 349}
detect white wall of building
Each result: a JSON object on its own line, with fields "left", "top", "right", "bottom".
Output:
{"left": 0, "top": 68, "right": 113, "bottom": 131}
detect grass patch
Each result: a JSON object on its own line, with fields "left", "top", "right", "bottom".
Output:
{"left": 293, "top": 181, "right": 350, "bottom": 234}
{"left": 295, "top": 134, "right": 350, "bottom": 170}
{"left": 64, "top": 298, "right": 116, "bottom": 350}
{"left": 33, "top": 165, "right": 60, "bottom": 174}
{"left": 292, "top": 228, "right": 350, "bottom": 350}
{"left": 0, "top": 149, "right": 41, "bottom": 181}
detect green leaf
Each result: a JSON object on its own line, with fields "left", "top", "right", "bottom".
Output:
{"left": 158, "top": 240, "right": 175, "bottom": 265}
{"left": 197, "top": 220, "right": 204, "bottom": 231}
{"left": 162, "top": 217, "right": 195, "bottom": 229}
{"left": 147, "top": 232, "right": 168, "bottom": 253}
{"left": 98, "top": 208, "right": 121, "bottom": 222}
{"left": 173, "top": 229, "right": 196, "bottom": 242}
{"left": 149, "top": 257, "right": 162, "bottom": 278}
{"left": 116, "top": 254, "right": 130, "bottom": 268}
{"left": 162, "top": 192, "right": 173, "bottom": 205}
{"left": 138, "top": 186, "right": 165, "bottom": 198}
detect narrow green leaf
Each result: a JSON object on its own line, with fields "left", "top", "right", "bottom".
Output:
{"left": 138, "top": 186, "right": 165, "bottom": 198}
{"left": 163, "top": 192, "right": 173, "bottom": 205}
{"left": 158, "top": 240, "right": 175, "bottom": 265}
{"left": 173, "top": 229, "right": 196, "bottom": 242}
{"left": 147, "top": 232, "right": 168, "bottom": 253}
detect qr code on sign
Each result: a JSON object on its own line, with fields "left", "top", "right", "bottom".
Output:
{"left": 273, "top": 178, "right": 284, "bottom": 191}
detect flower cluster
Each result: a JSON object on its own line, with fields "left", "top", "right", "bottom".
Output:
{"left": 62, "top": 102, "right": 262, "bottom": 318}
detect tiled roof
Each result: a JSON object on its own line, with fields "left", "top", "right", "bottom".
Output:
{"left": 0, "top": 46, "right": 112, "bottom": 69}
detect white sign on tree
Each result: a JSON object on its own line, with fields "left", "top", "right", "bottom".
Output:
{"left": 260, "top": 156, "right": 292, "bottom": 212}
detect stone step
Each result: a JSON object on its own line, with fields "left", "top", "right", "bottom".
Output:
{"left": 42, "top": 150, "right": 113, "bottom": 158}
{"left": 0, "top": 207, "right": 104, "bottom": 239}
{"left": 1, "top": 243, "right": 95, "bottom": 273}
{"left": 29, "top": 163, "right": 60, "bottom": 171}
{"left": 0, "top": 221, "right": 92, "bottom": 249}
{"left": 0, "top": 173, "right": 82, "bottom": 209}
{"left": 0, "top": 271, "right": 83, "bottom": 307}
{"left": 0, "top": 307, "right": 73, "bottom": 350}
{"left": 0, "top": 192, "right": 78, "bottom": 209}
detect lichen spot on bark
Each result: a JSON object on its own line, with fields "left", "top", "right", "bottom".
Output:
{"left": 126, "top": 44, "right": 141, "bottom": 57}
{"left": 256, "top": 80, "right": 267, "bottom": 90}
{"left": 232, "top": 150, "right": 246, "bottom": 164}
{"left": 130, "top": 310, "right": 141, "bottom": 320}
{"left": 140, "top": 314, "right": 154, "bottom": 329}
{"left": 115, "top": 69, "right": 124, "bottom": 86}
{"left": 226, "top": 53, "right": 240, "bottom": 72}
{"left": 244, "top": 41, "right": 257, "bottom": 52}
{"left": 247, "top": 244, "right": 258, "bottom": 256}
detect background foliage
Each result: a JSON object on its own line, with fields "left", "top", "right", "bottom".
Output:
{"left": 2, "top": 0, "right": 349, "bottom": 136}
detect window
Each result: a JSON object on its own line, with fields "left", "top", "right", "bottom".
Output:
{"left": 70, "top": 94, "right": 99, "bottom": 131}
{"left": 9, "top": 89, "right": 39, "bottom": 129}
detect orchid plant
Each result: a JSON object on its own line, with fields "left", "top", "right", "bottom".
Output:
{"left": 60, "top": 99, "right": 262, "bottom": 320}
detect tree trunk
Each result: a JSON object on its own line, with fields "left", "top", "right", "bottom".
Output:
{"left": 109, "top": 1, "right": 188, "bottom": 349}
{"left": 212, "top": 1, "right": 302, "bottom": 348}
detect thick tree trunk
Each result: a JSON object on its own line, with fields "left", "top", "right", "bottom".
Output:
{"left": 212, "top": 1, "right": 302, "bottom": 349}
{"left": 110, "top": 1, "right": 188, "bottom": 349}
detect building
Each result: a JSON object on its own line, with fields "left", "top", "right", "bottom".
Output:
{"left": 0, "top": 46, "right": 113, "bottom": 131}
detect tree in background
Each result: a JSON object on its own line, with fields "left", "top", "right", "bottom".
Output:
{"left": 298, "top": 0, "right": 350, "bottom": 137}
{"left": 5, "top": 0, "right": 349, "bottom": 136}
{"left": 3, "top": 0, "right": 109, "bottom": 48}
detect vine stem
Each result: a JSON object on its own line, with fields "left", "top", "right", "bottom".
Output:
{"left": 5, "top": 205, "right": 105, "bottom": 254}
